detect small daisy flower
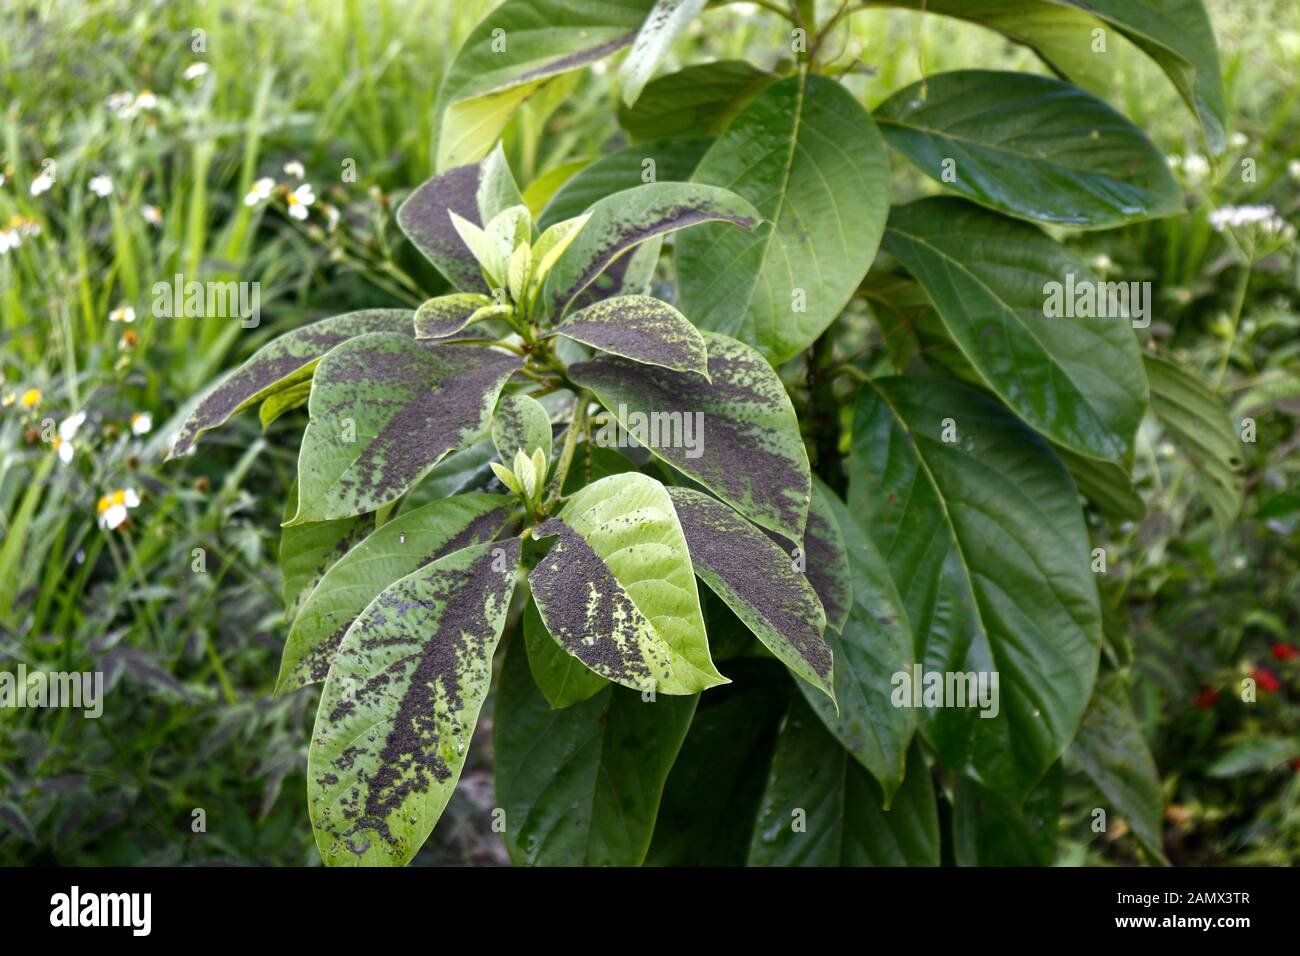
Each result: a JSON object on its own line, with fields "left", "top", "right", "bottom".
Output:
{"left": 1228, "top": 131, "right": 1248, "bottom": 149}
{"left": 97, "top": 488, "right": 140, "bottom": 531}
{"left": 20, "top": 388, "right": 42, "bottom": 409}
{"left": 30, "top": 171, "right": 54, "bottom": 196}
{"left": 53, "top": 413, "right": 85, "bottom": 465}
{"left": 2, "top": 391, "right": 15, "bottom": 407}
{"left": 106, "top": 91, "right": 135, "bottom": 115}
{"left": 286, "top": 183, "right": 315, "bottom": 220}
{"left": 134, "top": 90, "right": 158, "bottom": 111}
{"left": 141, "top": 204, "right": 163, "bottom": 227}
{"left": 1210, "top": 203, "right": 1296, "bottom": 261}
{"left": 244, "top": 177, "right": 275, "bottom": 206}
{"left": 1289, "top": 159, "right": 1300, "bottom": 183}
{"left": 322, "top": 203, "right": 340, "bottom": 233}
{"left": 0, "top": 229, "right": 16, "bottom": 254}
{"left": 0, "top": 172, "right": 6, "bottom": 186}
{"left": 182, "top": 62, "right": 210, "bottom": 81}
{"left": 1181, "top": 153, "right": 1210, "bottom": 185}
{"left": 131, "top": 411, "right": 153, "bottom": 435}
{"left": 89, "top": 175, "right": 113, "bottom": 198}
{"left": 283, "top": 160, "right": 305, "bottom": 179}
{"left": 109, "top": 305, "right": 136, "bottom": 324}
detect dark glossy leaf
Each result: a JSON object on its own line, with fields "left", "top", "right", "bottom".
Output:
{"left": 277, "top": 493, "right": 513, "bottom": 692}
{"left": 645, "top": 659, "right": 792, "bottom": 865}
{"left": 875, "top": 70, "right": 1179, "bottom": 228}
{"left": 551, "top": 294, "right": 709, "bottom": 377}
{"left": 618, "top": 60, "right": 776, "bottom": 142}
{"left": 308, "top": 538, "right": 520, "bottom": 866}
{"left": 290, "top": 336, "right": 522, "bottom": 523}
{"left": 748, "top": 699, "right": 939, "bottom": 866}
{"left": 676, "top": 73, "right": 889, "bottom": 363}
{"left": 884, "top": 198, "right": 1147, "bottom": 463}
{"left": 521, "top": 596, "right": 608, "bottom": 708}
{"left": 952, "top": 762, "right": 1064, "bottom": 866}
{"left": 435, "top": 0, "right": 657, "bottom": 168}
{"left": 571, "top": 331, "right": 811, "bottom": 540}
{"left": 538, "top": 138, "right": 712, "bottom": 228}
{"left": 667, "top": 487, "right": 833, "bottom": 701}
{"left": 397, "top": 144, "right": 524, "bottom": 292}
{"left": 849, "top": 375, "right": 1102, "bottom": 806}
{"left": 543, "top": 181, "right": 759, "bottom": 320}
{"left": 167, "top": 309, "right": 412, "bottom": 458}
{"left": 799, "top": 488, "right": 915, "bottom": 800}
{"left": 494, "top": 637, "right": 695, "bottom": 865}
{"left": 1145, "top": 353, "right": 1243, "bottom": 531}
{"left": 1058, "top": 446, "right": 1146, "bottom": 522}
{"left": 528, "top": 473, "right": 724, "bottom": 694}
{"left": 1069, "top": 673, "right": 1166, "bottom": 861}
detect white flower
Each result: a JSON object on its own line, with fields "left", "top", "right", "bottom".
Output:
{"left": 59, "top": 411, "right": 86, "bottom": 442}
{"left": 182, "top": 62, "right": 210, "bottom": 81}
{"left": 134, "top": 90, "right": 158, "bottom": 111}
{"left": 1210, "top": 204, "right": 1282, "bottom": 231}
{"left": 0, "top": 173, "right": 5, "bottom": 186}
{"left": 141, "top": 204, "right": 163, "bottom": 227}
{"left": 0, "top": 230, "right": 15, "bottom": 254}
{"left": 89, "top": 175, "right": 113, "bottom": 198}
{"left": 1228, "top": 131, "right": 1248, "bottom": 149}
{"left": 97, "top": 488, "right": 141, "bottom": 531}
{"left": 1182, "top": 153, "right": 1210, "bottom": 184}
{"left": 1288, "top": 159, "right": 1300, "bottom": 183}
{"left": 244, "top": 177, "right": 275, "bottom": 206}
{"left": 106, "top": 91, "right": 135, "bottom": 115}
{"left": 109, "top": 305, "right": 136, "bottom": 324}
{"left": 130, "top": 411, "right": 152, "bottom": 436}
{"left": 287, "top": 183, "right": 315, "bottom": 220}
{"left": 30, "top": 172, "right": 54, "bottom": 196}
{"left": 322, "top": 203, "right": 340, "bottom": 232}
{"left": 283, "top": 160, "right": 305, "bottom": 179}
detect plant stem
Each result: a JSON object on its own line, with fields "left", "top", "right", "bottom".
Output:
{"left": 546, "top": 393, "right": 588, "bottom": 506}
{"left": 1213, "top": 259, "right": 1253, "bottom": 390}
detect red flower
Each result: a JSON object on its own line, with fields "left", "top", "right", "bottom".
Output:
{"left": 1251, "top": 667, "right": 1281, "bottom": 693}
{"left": 1194, "top": 687, "right": 1220, "bottom": 708}
{"left": 1272, "top": 643, "right": 1298, "bottom": 661}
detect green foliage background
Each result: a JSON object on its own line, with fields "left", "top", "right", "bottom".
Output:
{"left": 0, "top": 0, "right": 1297, "bottom": 865}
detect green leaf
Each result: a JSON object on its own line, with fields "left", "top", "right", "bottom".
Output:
{"left": 618, "top": 60, "right": 776, "bottom": 142}
{"left": 308, "top": 538, "right": 520, "bottom": 866}
{"left": 290, "top": 336, "right": 522, "bottom": 524}
{"left": 542, "top": 181, "right": 759, "bottom": 320}
{"left": 1145, "top": 353, "right": 1244, "bottom": 531}
{"left": 278, "top": 481, "right": 368, "bottom": 626}
{"left": 1068, "top": 673, "right": 1167, "bottom": 862}
{"left": 1206, "top": 737, "right": 1300, "bottom": 778}
{"left": 523, "top": 158, "right": 594, "bottom": 216}
{"left": 397, "top": 143, "right": 524, "bottom": 293}
{"left": 952, "top": 762, "right": 1064, "bottom": 865}
{"left": 802, "top": 477, "right": 852, "bottom": 634}
{"left": 748, "top": 700, "right": 940, "bottom": 866}
{"left": 550, "top": 295, "right": 709, "bottom": 377}
{"left": 562, "top": 442, "right": 636, "bottom": 494}
{"left": 618, "top": 0, "right": 707, "bottom": 107}
{"left": 880, "top": 0, "right": 1227, "bottom": 156}
{"left": 666, "top": 487, "right": 833, "bottom": 702}
{"left": 492, "top": 391, "right": 553, "bottom": 465}
{"left": 494, "top": 636, "right": 696, "bottom": 865}
{"left": 538, "top": 138, "right": 713, "bottom": 228}
{"left": 646, "top": 659, "right": 792, "bottom": 865}
{"left": 676, "top": 73, "right": 889, "bottom": 364}
{"left": 884, "top": 198, "right": 1148, "bottom": 463}
{"left": 849, "top": 376, "right": 1102, "bottom": 807}
{"left": 435, "top": 0, "right": 657, "bottom": 169}
{"left": 413, "top": 293, "right": 495, "bottom": 340}
{"left": 799, "top": 487, "right": 915, "bottom": 801}
{"left": 167, "top": 309, "right": 413, "bottom": 458}
{"left": 529, "top": 472, "right": 724, "bottom": 695}
{"left": 571, "top": 331, "right": 811, "bottom": 541}
{"left": 259, "top": 378, "right": 313, "bottom": 430}
{"left": 276, "top": 493, "right": 512, "bottom": 692}
{"left": 521, "top": 596, "right": 608, "bottom": 708}
{"left": 1058, "top": 446, "right": 1146, "bottom": 522}
{"left": 874, "top": 70, "right": 1180, "bottom": 229}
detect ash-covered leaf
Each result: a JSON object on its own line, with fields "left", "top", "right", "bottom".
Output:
{"left": 290, "top": 335, "right": 522, "bottom": 524}
{"left": 551, "top": 294, "right": 709, "bottom": 377}
{"left": 279, "top": 480, "right": 368, "bottom": 627}
{"left": 308, "top": 538, "right": 520, "bottom": 867}
{"left": 542, "top": 181, "right": 759, "bottom": 320}
{"left": 277, "top": 493, "right": 513, "bottom": 693}
{"left": 167, "top": 309, "right": 413, "bottom": 459}
{"left": 413, "top": 292, "right": 494, "bottom": 339}
{"left": 492, "top": 392, "right": 552, "bottom": 464}
{"left": 522, "top": 595, "right": 608, "bottom": 708}
{"left": 528, "top": 472, "right": 724, "bottom": 695}
{"left": 667, "top": 486, "right": 832, "bottom": 702}
{"left": 396, "top": 143, "right": 524, "bottom": 292}
{"left": 804, "top": 478, "right": 852, "bottom": 634}
{"left": 570, "top": 331, "right": 810, "bottom": 540}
